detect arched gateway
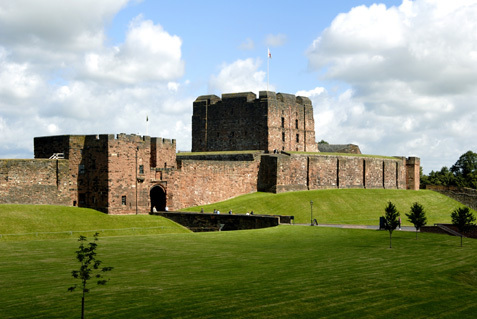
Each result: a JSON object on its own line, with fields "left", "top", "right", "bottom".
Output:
{"left": 150, "top": 185, "right": 167, "bottom": 212}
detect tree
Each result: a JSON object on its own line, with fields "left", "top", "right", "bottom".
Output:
{"left": 420, "top": 151, "right": 477, "bottom": 189}
{"left": 405, "top": 202, "right": 427, "bottom": 239}
{"left": 384, "top": 201, "right": 400, "bottom": 248}
{"left": 68, "top": 233, "right": 113, "bottom": 319}
{"left": 451, "top": 207, "right": 476, "bottom": 247}
{"left": 422, "top": 166, "right": 456, "bottom": 188}
{"left": 451, "top": 151, "right": 477, "bottom": 189}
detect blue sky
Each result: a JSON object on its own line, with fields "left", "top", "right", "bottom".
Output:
{"left": 0, "top": 0, "right": 476, "bottom": 173}
{"left": 106, "top": 0, "right": 401, "bottom": 96}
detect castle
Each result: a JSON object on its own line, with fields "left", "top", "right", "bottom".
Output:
{"left": 0, "top": 91, "right": 420, "bottom": 214}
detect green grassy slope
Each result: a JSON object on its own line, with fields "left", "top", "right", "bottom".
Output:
{"left": 0, "top": 227, "right": 476, "bottom": 318}
{"left": 183, "top": 189, "right": 468, "bottom": 225}
{"left": 0, "top": 205, "right": 190, "bottom": 240}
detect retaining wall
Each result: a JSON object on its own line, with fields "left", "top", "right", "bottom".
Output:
{"left": 153, "top": 211, "right": 287, "bottom": 232}
{"left": 426, "top": 186, "right": 477, "bottom": 211}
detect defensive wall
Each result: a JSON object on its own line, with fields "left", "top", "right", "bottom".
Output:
{"left": 171, "top": 152, "right": 262, "bottom": 209}
{"left": 258, "top": 153, "right": 418, "bottom": 193}
{"left": 0, "top": 159, "right": 70, "bottom": 205}
{"left": 0, "top": 145, "right": 420, "bottom": 212}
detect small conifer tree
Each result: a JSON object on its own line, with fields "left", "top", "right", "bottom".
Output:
{"left": 384, "top": 201, "right": 400, "bottom": 248}
{"left": 406, "top": 202, "right": 427, "bottom": 239}
{"left": 451, "top": 207, "right": 476, "bottom": 247}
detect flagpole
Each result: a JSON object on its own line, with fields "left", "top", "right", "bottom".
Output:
{"left": 267, "top": 48, "right": 270, "bottom": 92}
{"left": 146, "top": 115, "right": 149, "bottom": 136}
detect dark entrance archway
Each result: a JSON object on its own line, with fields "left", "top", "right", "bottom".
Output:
{"left": 150, "top": 186, "right": 166, "bottom": 212}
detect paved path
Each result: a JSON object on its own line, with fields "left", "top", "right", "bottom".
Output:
{"left": 292, "top": 223, "right": 416, "bottom": 232}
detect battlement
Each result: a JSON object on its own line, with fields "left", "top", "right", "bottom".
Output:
{"left": 194, "top": 91, "right": 312, "bottom": 107}
{"left": 151, "top": 137, "right": 176, "bottom": 146}
{"left": 113, "top": 133, "right": 151, "bottom": 143}
{"left": 222, "top": 92, "right": 257, "bottom": 102}
{"left": 194, "top": 94, "right": 221, "bottom": 105}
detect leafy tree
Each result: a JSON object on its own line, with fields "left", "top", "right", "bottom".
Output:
{"left": 68, "top": 233, "right": 113, "bottom": 319}
{"left": 451, "top": 207, "right": 476, "bottom": 247}
{"left": 318, "top": 140, "right": 329, "bottom": 145}
{"left": 384, "top": 201, "right": 400, "bottom": 248}
{"left": 421, "top": 151, "right": 477, "bottom": 189}
{"left": 451, "top": 151, "right": 477, "bottom": 189}
{"left": 422, "top": 167, "right": 456, "bottom": 188}
{"left": 405, "top": 202, "right": 427, "bottom": 239}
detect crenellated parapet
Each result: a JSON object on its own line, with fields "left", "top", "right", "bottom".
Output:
{"left": 194, "top": 91, "right": 313, "bottom": 106}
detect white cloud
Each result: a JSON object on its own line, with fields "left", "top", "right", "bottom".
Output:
{"left": 296, "top": 87, "right": 326, "bottom": 98}
{"left": 209, "top": 58, "right": 270, "bottom": 94}
{"left": 306, "top": 0, "right": 477, "bottom": 172}
{"left": 0, "top": 0, "right": 129, "bottom": 65}
{"left": 0, "top": 0, "right": 194, "bottom": 158}
{"left": 0, "top": 50, "right": 43, "bottom": 104}
{"left": 83, "top": 16, "right": 185, "bottom": 84}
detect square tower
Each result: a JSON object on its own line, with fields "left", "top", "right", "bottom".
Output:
{"left": 192, "top": 91, "right": 318, "bottom": 152}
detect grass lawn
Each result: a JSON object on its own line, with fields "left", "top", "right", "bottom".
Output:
{"left": 182, "top": 189, "right": 466, "bottom": 225}
{"left": 0, "top": 205, "right": 190, "bottom": 240}
{"left": 0, "top": 226, "right": 476, "bottom": 318}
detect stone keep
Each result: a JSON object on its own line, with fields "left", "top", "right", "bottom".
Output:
{"left": 192, "top": 91, "right": 318, "bottom": 152}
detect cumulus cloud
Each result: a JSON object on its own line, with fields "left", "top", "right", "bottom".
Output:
{"left": 0, "top": 50, "right": 43, "bottom": 106}
{"left": 0, "top": 0, "right": 128, "bottom": 65}
{"left": 209, "top": 58, "right": 270, "bottom": 94}
{"left": 0, "top": 0, "right": 193, "bottom": 158}
{"left": 306, "top": 0, "right": 477, "bottom": 172}
{"left": 83, "top": 16, "right": 185, "bottom": 84}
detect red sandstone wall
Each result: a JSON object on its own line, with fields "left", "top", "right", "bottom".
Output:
{"left": 170, "top": 157, "right": 261, "bottom": 210}
{"left": 275, "top": 156, "right": 308, "bottom": 192}
{"left": 406, "top": 157, "right": 420, "bottom": 190}
{"left": 308, "top": 156, "right": 338, "bottom": 189}
{"left": 339, "top": 157, "right": 365, "bottom": 188}
{"left": 0, "top": 159, "right": 70, "bottom": 205}
{"left": 106, "top": 134, "right": 152, "bottom": 215}
{"left": 266, "top": 92, "right": 318, "bottom": 152}
{"left": 151, "top": 138, "right": 176, "bottom": 169}
{"left": 306, "top": 155, "right": 407, "bottom": 190}
{"left": 35, "top": 135, "right": 84, "bottom": 205}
